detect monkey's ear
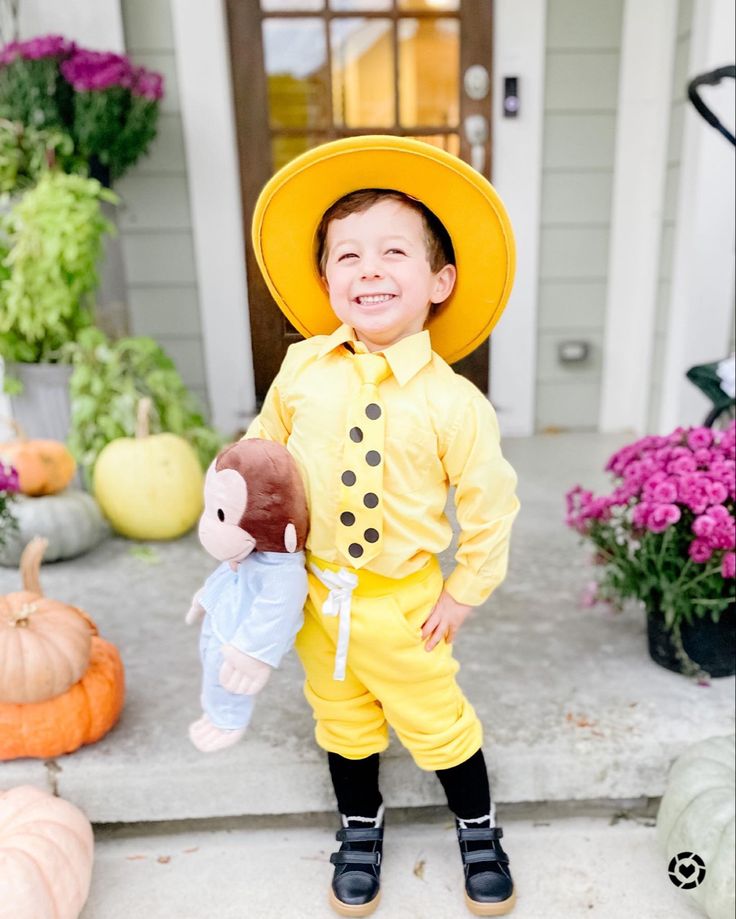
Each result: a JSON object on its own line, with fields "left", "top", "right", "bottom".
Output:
{"left": 284, "top": 523, "right": 297, "bottom": 553}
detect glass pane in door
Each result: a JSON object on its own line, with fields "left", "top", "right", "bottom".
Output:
{"left": 330, "top": 1, "right": 392, "bottom": 9}
{"left": 398, "top": 0, "right": 459, "bottom": 10}
{"left": 262, "top": 18, "right": 330, "bottom": 129}
{"left": 271, "top": 133, "right": 326, "bottom": 170}
{"left": 398, "top": 17, "right": 459, "bottom": 128}
{"left": 331, "top": 18, "right": 395, "bottom": 127}
{"left": 409, "top": 133, "right": 460, "bottom": 155}
{"left": 261, "top": 1, "right": 325, "bottom": 10}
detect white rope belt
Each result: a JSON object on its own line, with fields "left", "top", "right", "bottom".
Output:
{"left": 309, "top": 563, "right": 359, "bottom": 681}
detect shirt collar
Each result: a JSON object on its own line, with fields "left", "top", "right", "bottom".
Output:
{"left": 316, "top": 323, "right": 432, "bottom": 387}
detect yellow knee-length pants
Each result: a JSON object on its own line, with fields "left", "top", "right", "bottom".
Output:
{"left": 295, "top": 554, "right": 483, "bottom": 771}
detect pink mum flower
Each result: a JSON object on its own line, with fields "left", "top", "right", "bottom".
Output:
{"left": 705, "top": 480, "right": 729, "bottom": 506}
{"left": 668, "top": 454, "right": 697, "bottom": 476}
{"left": 722, "top": 552, "right": 736, "bottom": 579}
{"left": 0, "top": 463, "right": 19, "bottom": 492}
{"left": 692, "top": 447, "right": 714, "bottom": 467}
{"left": 632, "top": 502, "right": 653, "bottom": 529}
{"left": 687, "top": 428, "right": 714, "bottom": 451}
{"left": 651, "top": 479, "right": 678, "bottom": 504}
{"left": 689, "top": 539, "right": 714, "bottom": 563}
{"left": 648, "top": 504, "right": 681, "bottom": 533}
{"left": 678, "top": 473, "right": 712, "bottom": 514}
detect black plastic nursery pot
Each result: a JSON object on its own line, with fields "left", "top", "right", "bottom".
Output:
{"left": 646, "top": 601, "right": 736, "bottom": 678}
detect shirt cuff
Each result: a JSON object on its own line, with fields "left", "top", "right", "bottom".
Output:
{"left": 445, "top": 566, "right": 501, "bottom": 608}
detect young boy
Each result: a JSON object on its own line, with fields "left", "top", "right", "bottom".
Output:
{"left": 245, "top": 136, "right": 520, "bottom": 916}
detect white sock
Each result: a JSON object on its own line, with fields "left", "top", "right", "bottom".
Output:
{"left": 341, "top": 802, "right": 385, "bottom": 828}
{"left": 457, "top": 803, "right": 497, "bottom": 829}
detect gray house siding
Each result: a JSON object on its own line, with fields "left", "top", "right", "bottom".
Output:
{"left": 535, "top": 0, "right": 623, "bottom": 431}
{"left": 118, "top": 0, "right": 209, "bottom": 412}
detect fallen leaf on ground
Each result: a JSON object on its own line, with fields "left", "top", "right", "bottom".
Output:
{"left": 130, "top": 545, "right": 160, "bottom": 564}
{"left": 413, "top": 859, "right": 425, "bottom": 880}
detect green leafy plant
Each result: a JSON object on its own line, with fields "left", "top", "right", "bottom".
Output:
{"left": 0, "top": 118, "right": 82, "bottom": 193}
{"left": 0, "top": 170, "right": 116, "bottom": 372}
{"left": 66, "top": 327, "right": 223, "bottom": 481}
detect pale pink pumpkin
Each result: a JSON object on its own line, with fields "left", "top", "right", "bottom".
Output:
{"left": 0, "top": 785, "right": 94, "bottom": 919}
{"left": 0, "top": 538, "right": 92, "bottom": 703}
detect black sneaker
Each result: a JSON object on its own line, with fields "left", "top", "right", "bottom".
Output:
{"left": 456, "top": 817, "right": 516, "bottom": 916}
{"left": 328, "top": 806, "right": 384, "bottom": 916}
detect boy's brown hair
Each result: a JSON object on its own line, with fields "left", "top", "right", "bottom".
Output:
{"left": 315, "top": 188, "right": 455, "bottom": 277}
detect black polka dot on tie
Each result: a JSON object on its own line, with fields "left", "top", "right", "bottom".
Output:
{"left": 341, "top": 470, "right": 356, "bottom": 486}
{"left": 365, "top": 403, "right": 381, "bottom": 420}
{"left": 349, "top": 427, "right": 363, "bottom": 443}
{"left": 363, "top": 492, "right": 379, "bottom": 509}
{"left": 365, "top": 450, "right": 381, "bottom": 467}
{"left": 340, "top": 511, "right": 355, "bottom": 526}
{"left": 348, "top": 543, "right": 364, "bottom": 558}
{"left": 364, "top": 528, "right": 379, "bottom": 543}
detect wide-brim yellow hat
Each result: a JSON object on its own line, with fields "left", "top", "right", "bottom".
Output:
{"left": 252, "top": 135, "right": 515, "bottom": 365}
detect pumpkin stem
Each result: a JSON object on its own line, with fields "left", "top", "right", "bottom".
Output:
{"left": 136, "top": 397, "right": 152, "bottom": 439}
{"left": 8, "top": 602, "right": 38, "bottom": 627}
{"left": 20, "top": 536, "right": 48, "bottom": 595}
{"left": 0, "top": 416, "right": 27, "bottom": 442}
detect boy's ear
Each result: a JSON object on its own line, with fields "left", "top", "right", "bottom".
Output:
{"left": 431, "top": 263, "right": 457, "bottom": 304}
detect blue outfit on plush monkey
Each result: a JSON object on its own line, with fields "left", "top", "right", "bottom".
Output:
{"left": 185, "top": 439, "right": 309, "bottom": 753}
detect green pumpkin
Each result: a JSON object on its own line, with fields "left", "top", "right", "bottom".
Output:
{"left": 0, "top": 490, "right": 110, "bottom": 566}
{"left": 657, "top": 734, "right": 735, "bottom": 919}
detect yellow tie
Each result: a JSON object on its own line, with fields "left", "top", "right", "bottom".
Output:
{"left": 336, "top": 352, "right": 391, "bottom": 568}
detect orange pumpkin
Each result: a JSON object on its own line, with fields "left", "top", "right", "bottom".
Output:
{"left": 0, "top": 540, "right": 125, "bottom": 761}
{"left": 0, "top": 785, "right": 94, "bottom": 919}
{"left": 0, "top": 539, "right": 92, "bottom": 703}
{"left": 0, "top": 420, "right": 76, "bottom": 496}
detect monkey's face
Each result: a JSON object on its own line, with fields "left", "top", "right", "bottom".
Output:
{"left": 198, "top": 462, "right": 256, "bottom": 564}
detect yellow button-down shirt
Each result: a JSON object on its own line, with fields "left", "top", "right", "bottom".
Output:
{"left": 245, "top": 324, "right": 520, "bottom": 607}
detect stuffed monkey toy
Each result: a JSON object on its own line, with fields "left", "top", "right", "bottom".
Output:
{"left": 186, "top": 439, "right": 309, "bottom": 752}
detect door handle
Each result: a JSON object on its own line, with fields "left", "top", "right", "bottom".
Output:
{"left": 463, "top": 114, "right": 488, "bottom": 173}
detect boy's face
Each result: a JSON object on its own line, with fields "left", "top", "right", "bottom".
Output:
{"left": 322, "top": 199, "right": 456, "bottom": 352}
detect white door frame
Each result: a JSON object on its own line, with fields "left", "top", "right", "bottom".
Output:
{"left": 599, "top": 0, "right": 677, "bottom": 435}
{"left": 658, "top": 0, "right": 735, "bottom": 432}
{"left": 171, "top": 0, "right": 256, "bottom": 433}
{"left": 490, "top": 0, "right": 545, "bottom": 437}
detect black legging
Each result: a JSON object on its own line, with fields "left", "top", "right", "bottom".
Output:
{"left": 327, "top": 747, "right": 491, "bottom": 820}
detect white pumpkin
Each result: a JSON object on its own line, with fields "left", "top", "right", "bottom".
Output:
{"left": 657, "top": 734, "right": 735, "bottom": 919}
{"left": 0, "top": 785, "right": 94, "bottom": 919}
{"left": 0, "top": 489, "right": 109, "bottom": 567}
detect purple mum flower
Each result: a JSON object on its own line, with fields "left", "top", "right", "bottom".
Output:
{"left": 61, "top": 49, "right": 133, "bottom": 92}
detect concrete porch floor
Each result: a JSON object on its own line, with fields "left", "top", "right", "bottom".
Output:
{"left": 1, "top": 432, "right": 732, "bottom": 918}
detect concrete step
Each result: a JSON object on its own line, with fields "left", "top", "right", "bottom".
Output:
{"left": 80, "top": 805, "right": 702, "bottom": 919}
{"left": 2, "top": 434, "right": 734, "bottom": 822}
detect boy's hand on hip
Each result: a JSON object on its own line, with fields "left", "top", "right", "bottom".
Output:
{"left": 421, "top": 589, "right": 474, "bottom": 651}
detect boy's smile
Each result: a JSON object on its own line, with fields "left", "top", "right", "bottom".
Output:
{"left": 322, "top": 199, "right": 456, "bottom": 352}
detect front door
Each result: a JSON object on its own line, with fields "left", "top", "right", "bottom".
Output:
{"left": 226, "top": 0, "right": 494, "bottom": 404}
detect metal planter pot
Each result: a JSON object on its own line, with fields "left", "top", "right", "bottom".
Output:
{"left": 6, "top": 362, "right": 74, "bottom": 442}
